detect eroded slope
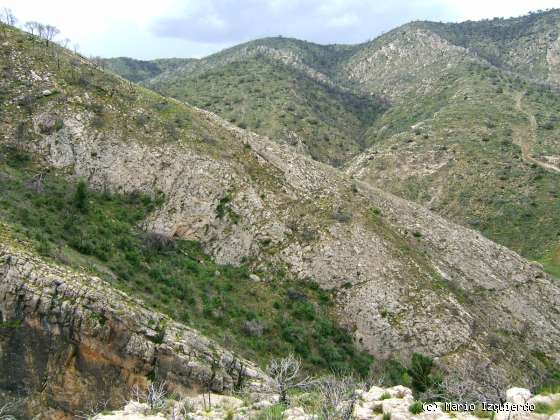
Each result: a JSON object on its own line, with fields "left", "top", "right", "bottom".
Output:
{"left": 1, "top": 25, "right": 560, "bottom": 396}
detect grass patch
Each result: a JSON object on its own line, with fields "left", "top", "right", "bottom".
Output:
{"left": 409, "top": 401, "right": 424, "bottom": 414}
{"left": 255, "top": 403, "right": 287, "bottom": 420}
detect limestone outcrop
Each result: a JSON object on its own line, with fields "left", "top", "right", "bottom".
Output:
{"left": 0, "top": 234, "right": 267, "bottom": 418}
{"left": 93, "top": 385, "right": 560, "bottom": 419}
{"left": 31, "top": 101, "right": 560, "bottom": 389}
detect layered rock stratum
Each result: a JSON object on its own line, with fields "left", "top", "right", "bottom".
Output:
{"left": 0, "top": 232, "right": 267, "bottom": 417}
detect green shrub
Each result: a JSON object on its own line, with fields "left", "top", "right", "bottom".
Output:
{"left": 373, "top": 405, "right": 383, "bottom": 414}
{"left": 534, "top": 402, "right": 553, "bottom": 414}
{"left": 409, "top": 401, "right": 424, "bottom": 414}
{"left": 256, "top": 403, "right": 287, "bottom": 420}
{"left": 332, "top": 209, "right": 352, "bottom": 223}
{"left": 383, "top": 360, "right": 408, "bottom": 385}
{"left": 409, "top": 353, "right": 441, "bottom": 394}
{"left": 74, "top": 180, "right": 88, "bottom": 212}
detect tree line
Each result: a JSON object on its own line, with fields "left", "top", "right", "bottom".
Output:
{"left": 0, "top": 7, "right": 82, "bottom": 56}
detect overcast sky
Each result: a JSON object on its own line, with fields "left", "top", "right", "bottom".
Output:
{"left": 2, "top": 0, "right": 558, "bottom": 59}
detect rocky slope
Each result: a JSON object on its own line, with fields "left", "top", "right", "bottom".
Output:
{"left": 345, "top": 60, "right": 560, "bottom": 274}
{"left": 0, "top": 229, "right": 267, "bottom": 418}
{"left": 103, "top": 10, "right": 560, "bottom": 276}
{"left": 108, "top": 9, "right": 560, "bottom": 100}
{"left": 95, "top": 385, "right": 560, "bottom": 419}
{"left": 422, "top": 9, "right": 560, "bottom": 88}
{"left": 2, "top": 22, "right": 560, "bottom": 414}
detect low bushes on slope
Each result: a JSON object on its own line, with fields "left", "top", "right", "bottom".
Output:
{"left": 0, "top": 147, "right": 372, "bottom": 376}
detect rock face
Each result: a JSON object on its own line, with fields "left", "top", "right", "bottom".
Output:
{"left": 31, "top": 102, "right": 560, "bottom": 388}
{"left": 352, "top": 385, "right": 560, "bottom": 420}
{"left": 0, "top": 234, "right": 267, "bottom": 418}
{"left": 342, "top": 28, "right": 473, "bottom": 101}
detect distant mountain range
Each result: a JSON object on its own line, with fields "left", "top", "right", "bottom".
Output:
{"left": 105, "top": 9, "right": 560, "bottom": 276}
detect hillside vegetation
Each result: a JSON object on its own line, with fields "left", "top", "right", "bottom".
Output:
{"left": 347, "top": 61, "right": 560, "bottom": 277}
{"left": 102, "top": 56, "right": 192, "bottom": 83}
{"left": 2, "top": 15, "right": 560, "bottom": 417}
{"left": 149, "top": 56, "right": 384, "bottom": 165}
{"left": 0, "top": 25, "right": 372, "bottom": 376}
{"left": 104, "top": 9, "right": 560, "bottom": 276}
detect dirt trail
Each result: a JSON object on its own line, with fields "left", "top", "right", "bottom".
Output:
{"left": 514, "top": 92, "right": 560, "bottom": 174}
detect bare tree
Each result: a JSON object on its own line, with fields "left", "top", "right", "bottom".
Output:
{"left": 171, "top": 399, "right": 193, "bottom": 420}
{"left": 36, "top": 22, "right": 46, "bottom": 42}
{"left": 43, "top": 24, "right": 60, "bottom": 47}
{"left": 90, "top": 56, "right": 106, "bottom": 69}
{"left": 28, "top": 171, "right": 47, "bottom": 193}
{"left": 75, "top": 399, "right": 109, "bottom": 419}
{"left": 24, "top": 21, "right": 42, "bottom": 47}
{"left": 130, "top": 381, "right": 168, "bottom": 411}
{"left": 24, "top": 21, "right": 36, "bottom": 36}
{"left": 0, "top": 7, "right": 16, "bottom": 37}
{"left": 427, "top": 361, "right": 509, "bottom": 405}
{"left": 59, "top": 37, "right": 71, "bottom": 49}
{"left": 146, "top": 382, "right": 167, "bottom": 411}
{"left": 316, "top": 375, "right": 361, "bottom": 420}
{"left": 266, "top": 354, "right": 313, "bottom": 403}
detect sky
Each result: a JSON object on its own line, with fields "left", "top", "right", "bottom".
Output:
{"left": 1, "top": 0, "right": 558, "bottom": 60}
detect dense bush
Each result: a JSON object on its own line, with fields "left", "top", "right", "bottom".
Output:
{"left": 380, "top": 353, "right": 442, "bottom": 397}
{"left": 73, "top": 180, "right": 88, "bottom": 212}
{"left": 409, "top": 353, "right": 440, "bottom": 393}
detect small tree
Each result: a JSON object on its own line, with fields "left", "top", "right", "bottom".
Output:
{"left": 59, "top": 37, "right": 71, "bottom": 49}
{"left": 75, "top": 400, "right": 109, "bottom": 419}
{"left": 24, "top": 21, "right": 37, "bottom": 36}
{"left": 74, "top": 180, "right": 88, "bottom": 212}
{"left": 435, "top": 360, "right": 508, "bottom": 405}
{"left": 316, "top": 375, "right": 360, "bottom": 420}
{"left": 131, "top": 381, "right": 167, "bottom": 411}
{"left": 409, "top": 353, "right": 436, "bottom": 393}
{"left": 24, "top": 21, "right": 42, "bottom": 50}
{"left": 266, "top": 354, "right": 313, "bottom": 403}
{"left": 36, "top": 22, "right": 46, "bottom": 41}
{"left": 43, "top": 24, "right": 60, "bottom": 48}
{"left": 0, "top": 7, "right": 17, "bottom": 37}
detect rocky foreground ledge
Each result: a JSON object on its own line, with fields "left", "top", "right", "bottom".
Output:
{"left": 0, "top": 234, "right": 268, "bottom": 417}
{"left": 95, "top": 385, "right": 560, "bottom": 420}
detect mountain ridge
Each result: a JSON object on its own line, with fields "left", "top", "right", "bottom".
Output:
{"left": 103, "top": 8, "right": 560, "bottom": 276}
